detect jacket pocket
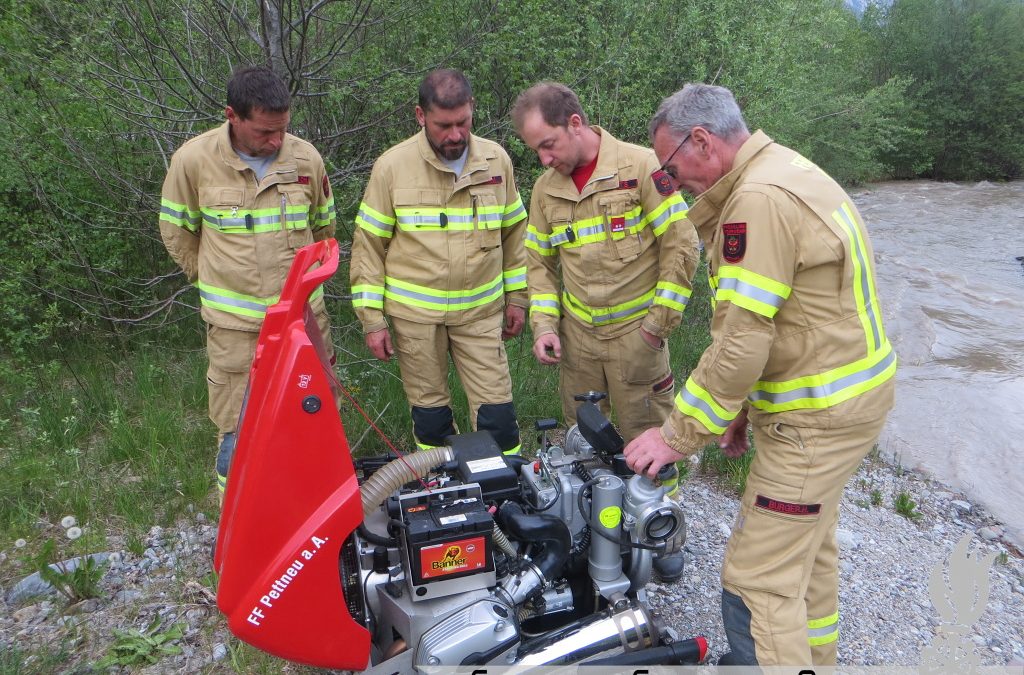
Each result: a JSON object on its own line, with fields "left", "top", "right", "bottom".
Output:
{"left": 199, "top": 187, "right": 245, "bottom": 232}
{"left": 278, "top": 184, "right": 312, "bottom": 249}
{"left": 598, "top": 192, "right": 641, "bottom": 262}
{"left": 470, "top": 187, "right": 501, "bottom": 251}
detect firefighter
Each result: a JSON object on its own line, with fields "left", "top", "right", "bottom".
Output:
{"left": 511, "top": 82, "right": 699, "bottom": 445}
{"left": 512, "top": 82, "right": 698, "bottom": 582}
{"left": 626, "top": 83, "right": 897, "bottom": 666}
{"left": 350, "top": 69, "right": 527, "bottom": 455}
{"left": 159, "top": 66, "right": 336, "bottom": 500}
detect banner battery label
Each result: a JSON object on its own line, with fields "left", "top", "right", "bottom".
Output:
{"left": 419, "top": 536, "right": 488, "bottom": 579}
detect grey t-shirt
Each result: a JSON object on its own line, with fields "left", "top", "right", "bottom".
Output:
{"left": 236, "top": 150, "right": 279, "bottom": 182}
{"left": 441, "top": 147, "right": 469, "bottom": 178}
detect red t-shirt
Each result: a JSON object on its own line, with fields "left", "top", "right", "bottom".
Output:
{"left": 571, "top": 154, "right": 599, "bottom": 193}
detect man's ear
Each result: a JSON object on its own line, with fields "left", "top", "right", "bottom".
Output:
{"left": 415, "top": 105, "right": 426, "bottom": 128}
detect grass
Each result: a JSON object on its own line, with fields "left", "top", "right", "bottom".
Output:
{"left": 894, "top": 490, "right": 923, "bottom": 521}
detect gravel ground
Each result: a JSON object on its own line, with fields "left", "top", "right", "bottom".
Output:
{"left": 3, "top": 456, "right": 1023, "bottom": 672}
{"left": 649, "top": 455, "right": 1024, "bottom": 667}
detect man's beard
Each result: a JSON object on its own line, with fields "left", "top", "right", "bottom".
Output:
{"left": 434, "top": 140, "right": 467, "bottom": 161}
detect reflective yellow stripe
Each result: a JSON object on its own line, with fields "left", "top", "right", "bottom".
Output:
{"left": 640, "top": 194, "right": 689, "bottom": 237}
{"left": 748, "top": 340, "right": 897, "bottom": 412}
{"left": 503, "top": 266, "right": 527, "bottom": 291}
{"left": 807, "top": 611, "right": 839, "bottom": 629}
{"left": 675, "top": 377, "right": 739, "bottom": 435}
{"left": 525, "top": 224, "right": 556, "bottom": 256}
{"left": 384, "top": 274, "right": 503, "bottom": 312}
{"left": 654, "top": 280, "right": 692, "bottom": 312}
{"left": 352, "top": 284, "right": 385, "bottom": 309}
{"left": 356, "top": 202, "right": 396, "bottom": 238}
{"left": 502, "top": 445, "right": 521, "bottom": 456}
{"left": 715, "top": 266, "right": 791, "bottom": 318}
{"left": 832, "top": 201, "right": 887, "bottom": 354}
{"left": 530, "top": 293, "right": 560, "bottom": 318}
{"left": 562, "top": 288, "right": 654, "bottom": 326}
{"left": 807, "top": 611, "right": 839, "bottom": 646}
{"left": 198, "top": 282, "right": 323, "bottom": 319}
{"left": 160, "top": 198, "right": 201, "bottom": 232}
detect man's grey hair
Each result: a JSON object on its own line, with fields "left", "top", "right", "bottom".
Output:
{"left": 649, "top": 83, "right": 748, "bottom": 143}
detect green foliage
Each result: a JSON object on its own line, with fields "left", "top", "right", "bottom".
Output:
{"left": 868, "top": 0, "right": 1024, "bottom": 179}
{"left": 894, "top": 490, "right": 923, "bottom": 521}
{"left": 95, "top": 619, "right": 184, "bottom": 668}
{"left": 32, "top": 539, "right": 106, "bottom": 603}
{"left": 870, "top": 489, "right": 884, "bottom": 507}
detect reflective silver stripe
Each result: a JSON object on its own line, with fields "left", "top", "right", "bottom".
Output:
{"left": 531, "top": 298, "right": 559, "bottom": 311}
{"left": 835, "top": 206, "right": 881, "bottom": 351}
{"left": 680, "top": 384, "right": 733, "bottom": 430}
{"left": 203, "top": 211, "right": 307, "bottom": 229}
{"left": 655, "top": 288, "right": 690, "bottom": 306}
{"left": 503, "top": 271, "right": 526, "bottom": 286}
{"left": 477, "top": 212, "right": 502, "bottom": 226}
{"left": 526, "top": 230, "right": 550, "bottom": 249}
{"left": 160, "top": 204, "right": 199, "bottom": 225}
{"left": 397, "top": 213, "right": 474, "bottom": 226}
{"left": 550, "top": 231, "right": 571, "bottom": 246}
{"left": 648, "top": 200, "right": 685, "bottom": 233}
{"left": 591, "top": 298, "right": 653, "bottom": 324}
{"left": 807, "top": 624, "right": 838, "bottom": 639}
{"left": 386, "top": 278, "right": 503, "bottom": 306}
{"left": 577, "top": 222, "right": 605, "bottom": 238}
{"left": 358, "top": 209, "right": 394, "bottom": 234}
{"left": 199, "top": 288, "right": 268, "bottom": 313}
{"left": 504, "top": 203, "right": 526, "bottom": 222}
{"left": 717, "top": 275, "right": 787, "bottom": 310}
{"left": 747, "top": 348, "right": 896, "bottom": 406}
{"left": 352, "top": 290, "right": 384, "bottom": 303}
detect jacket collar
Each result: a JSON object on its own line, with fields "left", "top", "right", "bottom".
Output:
{"left": 686, "top": 130, "right": 773, "bottom": 238}
{"left": 215, "top": 121, "right": 299, "bottom": 186}
{"left": 415, "top": 129, "right": 498, "bottom": 187}
{"left": 542, "top": 126, "right": 629, "bottom": 202}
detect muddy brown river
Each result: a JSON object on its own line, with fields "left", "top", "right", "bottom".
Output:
{"left": 852, "top": 180, "right": 1024, "bottom": 547}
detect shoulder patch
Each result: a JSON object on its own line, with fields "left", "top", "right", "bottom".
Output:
{"left": 297, "top": 175, "right": 310, "bottom": 185}
{"left": 722, "top": 222, "right": 746, "bottom": 263}
{"left": 651, "top": 169, "right": 674, "bottom": 197}
{"left": 322, "top": 174, "right": 331, "bottom": 198}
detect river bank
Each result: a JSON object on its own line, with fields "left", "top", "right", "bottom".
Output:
{"left": 3, "top": 454, "right": 1022, "bottom": 672}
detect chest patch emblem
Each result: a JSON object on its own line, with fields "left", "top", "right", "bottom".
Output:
{"left": 610, "top": 216, "right": 626, "bottom": 233}
{"left": 297, "top": 175, "right": 310, "bottom": 185}
{"left": 651, "top": 169, "right": 674, "bottom": 197}
{"left": 483, "top": 175, "right": 503, "bottom": 185}
{"left": 722, "top": 222, "right": 746, "bottom": 263}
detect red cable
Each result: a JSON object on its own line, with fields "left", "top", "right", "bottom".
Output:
{"left": 327, "top": 365, "right": 433, "bottom": 493}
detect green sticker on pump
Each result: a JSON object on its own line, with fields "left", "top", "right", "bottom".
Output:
{"left": 599, "top": 506, "right": 622, "bottom": 529}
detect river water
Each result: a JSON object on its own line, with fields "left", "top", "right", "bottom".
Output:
{"left": 852, "top": 180, "right": 1024, "bottom": 547}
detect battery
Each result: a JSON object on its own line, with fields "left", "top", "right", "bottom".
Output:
{"left": 401, "top": 485, "right": 495, "bottom": 587}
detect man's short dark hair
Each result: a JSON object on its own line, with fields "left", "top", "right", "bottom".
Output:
{"left": 227, "top": 66, "right": 291, "bottom": 119}
{"left": 418, "top": 69, "right": 474, "bottom": 111}
{"left": 511, "top": 82, "right": 588, "bottom": 132}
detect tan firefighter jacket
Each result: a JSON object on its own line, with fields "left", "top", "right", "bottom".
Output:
{"left": 525, "top": 127, "right": 699, "bottom": 341}
{"left": 350, "top": 130, "right": 527, "bottom": 333}
{"left": 159, "top": 122, "right": 336, "bottom": 331}
{"left": 661, "top": 131, "right": 897, "bottom": 455}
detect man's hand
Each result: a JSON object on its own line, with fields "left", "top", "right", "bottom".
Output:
{"left": 533, "top": 333, "right": 562, "bottom": 365}
{"left": 365, "top": 328, "right": 394, "bottom": 361}
{"left": 502, "top": 304, "right": 526, "bottom": 340}
{"left": 639, "top": 326, "right": 663, "bottom": 349}
{"left": 624, "top": 427, "right": 683, "bottom": 479}
{"left": 719, "top": 408, "right": 750, "bottom": 458}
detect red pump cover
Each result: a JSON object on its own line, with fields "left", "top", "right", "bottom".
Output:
{"left": 214, "top": 240, "right": 370, "bottom": 669}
